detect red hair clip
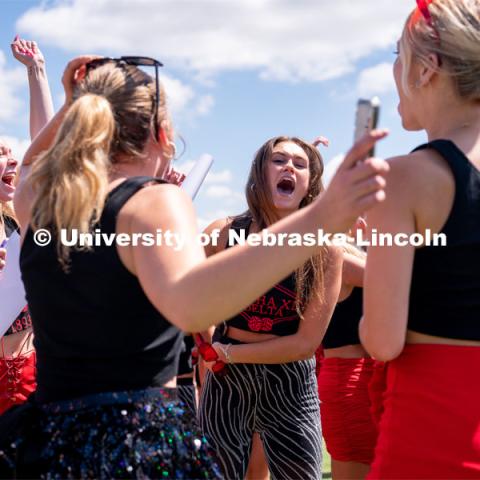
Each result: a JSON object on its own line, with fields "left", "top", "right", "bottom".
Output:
{"left": 416, "top": 0, "right": 434, "bottom": 26}
{"left": 415, "top": 0, "right": 441, "bottom": 44}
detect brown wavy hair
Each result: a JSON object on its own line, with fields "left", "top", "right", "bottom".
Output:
{"left": 233, "top": 136, "right": 326, "bottom": 316}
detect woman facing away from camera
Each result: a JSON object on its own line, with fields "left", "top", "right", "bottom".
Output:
{"left": 0, "top": 52, "right": 388, "bottom": 478}
{"left": 361, "top": 0, "right": 480, "bottom": 477}
{"left": 198, "top": 136, "right": 342, "bottom": 480}
{"left": 0, "top": 37, "right": 54, "bottom": 416}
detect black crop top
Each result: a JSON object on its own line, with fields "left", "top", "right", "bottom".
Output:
{"left": 4, "top": 215, "right": 18, "bottom": 238}
{"left": 322, "top": 287, "right": 362, "bottom": 349}
{"left": 221, "top": 217, "right": 300, "bottom": 336}
{"left": 408, "top": 140, "right": 480, "bottom": 341}
{"left": 20, "top": 177, "right": 183, "bottom": 402}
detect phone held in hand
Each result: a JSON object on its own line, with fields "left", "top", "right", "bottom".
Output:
{"left": 354, "top": 97, "right": 380, "bottom": 157}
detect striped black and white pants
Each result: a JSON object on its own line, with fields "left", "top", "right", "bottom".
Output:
{"left": 198, "top": 352, "right": 322, "bottom": 480}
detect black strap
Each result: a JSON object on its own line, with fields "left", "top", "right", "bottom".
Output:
{"left": 225, "top": 216, "right": 252, "bottom": 249}
{"left": 412, "top": 139, "right": 479, "bottom": 240}
{"left": 101, "top": 176, "right": 167, "bottom": 233}
{"left": 4, "top": 216, "right": 19, "bottom": 238}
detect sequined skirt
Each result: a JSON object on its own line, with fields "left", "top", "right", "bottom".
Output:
{"left": 0, "top": 387, "right": 222, "bottom": 479}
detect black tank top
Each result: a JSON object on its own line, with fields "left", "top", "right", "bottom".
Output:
{"left": 20, "top": 176, "right": 183, "bottom": 402}
{"left": 408, "top": 140, "right": 480, "bottom": 340}
{"left": 221, "top": 217, "right": 300, "bottom": 336}
{"left": 322, "top": 287, "right": 362, "bottom": 349}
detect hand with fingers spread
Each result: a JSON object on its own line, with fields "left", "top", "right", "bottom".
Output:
{"left": 11, "top": 35, "right": 45, "bottom": 68}
{"left": 312, "top": 136, "right": 330, "bottom": 148}
{"left": 319, "top": 129, "right": 390, "bottom": 233}
{"left": 163, "top": 167, "right": 186, "bottom": 186}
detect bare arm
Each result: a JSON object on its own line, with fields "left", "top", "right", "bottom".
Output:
{"left": 127, "top": 132, "right": 388, "bottom": 333}
{"left": 212, "top": 246, "right": 343, "bottom": 363}
{"left": 11, "top": 37, "right": 54, "bottom": 139}
{"left": 20, "top": 55, "right": 99, "bottom": 169}
{"left": 360, "top": 157, "right": 416, "bottom": 361}
{"left": 14, "top": 53, "right": 390, "bottom": 338}
{"left": 342, "top": 252, "right": 365, "bottom": 288}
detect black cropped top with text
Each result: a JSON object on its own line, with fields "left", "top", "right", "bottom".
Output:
{"left": 222, "top": 217, "right": 300, "bottom": 336}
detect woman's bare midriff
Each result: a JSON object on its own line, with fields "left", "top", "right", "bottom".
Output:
{"left": 324, "top": 344, "right": 369, "bottom": 358}
{"left": 0, "top": 328, "right": 34, "bottom": 358}
{"left": 225, "top": 326, "right": 279, "bottom": 343}
{"left": 406, "top": 330, "right": 480, "bottom": 347}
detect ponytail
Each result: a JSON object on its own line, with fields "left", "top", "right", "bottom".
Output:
{"left": 29, "top": 93, "right": 115, "bottom": 268}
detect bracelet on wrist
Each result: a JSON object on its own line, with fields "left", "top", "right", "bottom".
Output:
{"left": 219, "top": 343, "right": 233, "bottom": 364}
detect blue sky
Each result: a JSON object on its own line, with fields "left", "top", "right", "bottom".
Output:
{"left": 0, "top": 0, "right": 426, "bottom": 229}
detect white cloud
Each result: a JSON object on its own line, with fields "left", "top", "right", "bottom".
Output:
{"left": 204, "top": 185, "right": 244, "bottom": 205}
{"left": 0, "top": 135, "right": 30, "bottom": 162}
{"left": 195, "top": 94, "right": 215, "bottom": 117}
{"left": 161, "top": 74, "right": 195, "bottom": 115}
{"left": 157, "top": 75, "right": 215, "bottom": 121}
{"left": 357, "top": 63, "right": 396, "bottom": 98}
{"left": 205, "top": 186, "right": 235, "bottom": 198}
{"left": 17, "top": 0, "right": 413, "bottom": 83}
{"left": 0, "top": 51, "right": 27, "bottom": 121}
{"left": 205, "top": 169, "right": 233, "bottom": 185}
{"left": 175, "top": 158, "right": 233, "bottom": 188}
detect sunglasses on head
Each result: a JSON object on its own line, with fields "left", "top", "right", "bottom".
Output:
{"left": 192, "top": 334, "right": 228, "bottom": 376}
{"left": 85, "top": 56, "right": 164, "bottom": 139}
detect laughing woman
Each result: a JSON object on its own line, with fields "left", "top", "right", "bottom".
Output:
{"left": 199, "top": 136, "right": 343, "bottom": 480}
{"left": 0, "top": 37, "right": 54, "bottom": 415}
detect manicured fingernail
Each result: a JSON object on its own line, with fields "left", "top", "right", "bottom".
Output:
{"left": 14, "top": 34, "right": 19, "bottom": 41}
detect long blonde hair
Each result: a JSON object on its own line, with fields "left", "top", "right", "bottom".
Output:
{"left": 28, "top": 62, "right": 168, "bottom": 269}
{"left": 400, "top": 0, "right": 480, "bottom": 101}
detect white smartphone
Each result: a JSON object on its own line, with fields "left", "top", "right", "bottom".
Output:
{"left": 354, "top": 97, "right": 380, "bottom": 157}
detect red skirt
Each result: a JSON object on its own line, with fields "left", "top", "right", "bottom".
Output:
{"left": 318, "top": 357, "right": 378, "bottom": 464}
{"left": 0, "top": 350, "right": 36, "bottom": 415}
{"left": 368, "top": 360, "right": 387, "bottom": 428}
{"left": 368, "top": 344, "right": 480, "bottom": 479}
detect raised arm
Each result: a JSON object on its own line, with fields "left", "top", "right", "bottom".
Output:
{"left": 11, "top": 37, "right": 54, "bottom": 139}
{"left": 20, "top": 55, "right": 100, "bottom": 170}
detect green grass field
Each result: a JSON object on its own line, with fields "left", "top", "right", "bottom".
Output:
{"left": 322, "top": 441, "right": 332, "bottom": 479}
